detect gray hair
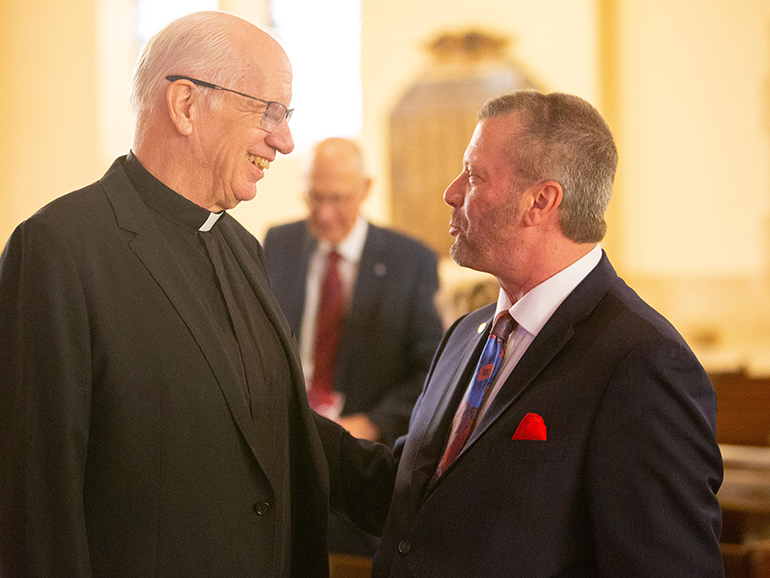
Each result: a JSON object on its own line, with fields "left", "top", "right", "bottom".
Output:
{"left": 478, "top": 90, "right": 618, "bottom": 243}
{"left": 129, "top": 11, "right": 252, "bottom": 125}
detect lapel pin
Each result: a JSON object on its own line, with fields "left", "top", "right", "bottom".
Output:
{"left": 478, "top": 322, "right": 487, "bottom": 333}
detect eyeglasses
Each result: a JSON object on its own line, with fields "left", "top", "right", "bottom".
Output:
{"left": 305, "top": 192, "right": 362, "bottom": 207}
{"left": 165, "top": 75, "right": 293, "bottom": 132}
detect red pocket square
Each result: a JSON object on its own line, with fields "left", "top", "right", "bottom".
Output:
{"left": 512, "top": 413, "right": 547, "bottom": 441}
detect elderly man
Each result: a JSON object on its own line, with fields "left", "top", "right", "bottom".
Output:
{"left": 0, "top": 11, "right": 330, "bottom": 578}
{"left": 264, "top": 138, "right": 443, "bottom": 446}
{"left": 315, "top": 90, "right": 724, "bottom": 577}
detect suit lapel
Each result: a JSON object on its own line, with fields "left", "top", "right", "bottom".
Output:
{"left": 334, "top": 225, "right": 386, "bottom": 389}
{"left": 220, "top": 223, "right": 301, "bottom": 370}
{"left": 282, "top": 225, "right": 316, "bottom": 333}
{"left": 100, "top": 161, "right": 281, "bottom": 490}
{"left": 342, "top": 226, "right": 385, "bottom": 338}
{"left": 465, "top": 315, "right": 575, "bottom": 449}
{"left": 465, "top": 255, "right": 615, "bottom": 450}
{"left": 405, "top": 308, "right": 494, "bottom": 510}
{"left": 406, "top": 254, "right": 616, "bottom": 509}
{"left": 350, "top": 225, "right": 386, "bottom": 311}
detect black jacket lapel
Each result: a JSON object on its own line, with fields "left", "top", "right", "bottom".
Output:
{"left": 100, "top": 161, "right": 268, "bottom": 484}
{"left": 281, "top": 224, "right": 316, "bottom": 334}
{"left": 406, "top": 307, "right": 494, "bottom": 510}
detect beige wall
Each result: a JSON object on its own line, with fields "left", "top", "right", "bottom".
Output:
{"left": 247, "top": 0, "right": 600, "bottom": 252}
{"left": 0, "top": 0, "right": 103, "bottom": 244}
{"left": 614, "top": 0, "right": 770, "bottom": 277}
{"left": 608, "top": 0, "right": 770, "bottom": 373}
{"left": 356, "top": 0, "right": 600, "bottom": 224}
{"left": 1, "top": 0, "right": 769, "bottom": 372}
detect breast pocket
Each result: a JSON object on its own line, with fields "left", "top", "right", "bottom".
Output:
{"left": 508, "top": 439, "right": 566, "bottom": 461}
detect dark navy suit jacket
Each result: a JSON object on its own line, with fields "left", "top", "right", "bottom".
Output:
{"left": 263, "top": 220, "right": 444, "bottom": 445}
{"left": 317, "top": 252, "right": 724, "bottom": 577}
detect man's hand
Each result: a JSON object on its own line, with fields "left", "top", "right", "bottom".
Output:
{"left": 335, "top": 413, "right": 381, "bottom": 442}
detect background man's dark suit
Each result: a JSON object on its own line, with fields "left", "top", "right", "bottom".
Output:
{"left": 263, "top": 219, "right": 444, "bottom": 446}
{"left": 0, "top": 158, "right": 329, "bottom": 577}
{"left": 318, "top": 253, "right": 724, "bottom": 577}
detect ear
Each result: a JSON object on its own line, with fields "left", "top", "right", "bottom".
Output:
{"left": 351, "top": 177, "right": 372, "bottom": 209}
{"left": 522, "top": 180, "right": 562, "bottom": 226}
{"left": 362, "top": 176, "right": 373, "bottom": 198}
{"left": 166, "top": 80, "right": 197, "bottom": 136}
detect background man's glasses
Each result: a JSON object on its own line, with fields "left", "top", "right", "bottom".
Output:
{"left": 305, "top": 192, "right": 361, "bottom": 207}
{"left": 165, "top": 75, "right": 293, "bottom": 132}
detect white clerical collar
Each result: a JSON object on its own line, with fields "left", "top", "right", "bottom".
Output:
{"left": 199, "top": 211, "right": 224, "bottom": 232}
{"left": 496, "top": 244, "right": 602, "bottom": 337}
{"left": 317, "top": 215, "right": 368, "bottom": 263}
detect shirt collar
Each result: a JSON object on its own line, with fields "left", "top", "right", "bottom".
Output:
{"left": 495, "top": 244, "right": 603, "bottom": 337}
{"left": 198, "top": 212, "right": 224, "bottom": 232}
{"left": 123, "top": 150, "right": 224, "bottom": 233}
{"left": 316, "top": 215, "right": 368, "bottom": 263}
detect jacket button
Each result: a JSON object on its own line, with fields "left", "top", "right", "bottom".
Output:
{"left": 398, "top": 539, "right": 411, "bottom": 555}
{"left": 254, "top": 502, "right": 271, "bottom": 516}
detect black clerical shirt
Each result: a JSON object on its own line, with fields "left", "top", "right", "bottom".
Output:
{"left": 123, "top": 152, "right": 290, "bottom": 423}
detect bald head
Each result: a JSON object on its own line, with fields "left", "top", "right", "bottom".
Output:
{"left": 306, "top": 138, "right": 371, "bottom": 245}
{"left": 307, "top": 138, "right": 367, "bottom": 181}
{"left": 130, "top": 11, "right": 287, "bottom": 129}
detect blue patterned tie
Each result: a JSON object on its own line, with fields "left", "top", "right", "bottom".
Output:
{"left": 431, "top": 311, "right": 517, "bottom": 486}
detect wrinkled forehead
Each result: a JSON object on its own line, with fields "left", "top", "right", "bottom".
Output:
{"left": 237, "top": 31, "right": 293, "bottom": 102}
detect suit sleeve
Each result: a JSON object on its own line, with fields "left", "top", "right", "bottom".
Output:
{"left": 368, "top": 247, "right": 444, "bottom": 445}
{"left": 0, "top": 217, "right": 94, "bottom": 577}
{"left": 313, "top": 412, "right": 399, "bottom": 536}
{"left": 586, "top": 338, "right": 724, "bottom": 577}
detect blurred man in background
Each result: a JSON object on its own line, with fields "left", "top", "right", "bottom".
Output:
{"left": 264, "top": 137, "right": 443, "bottom": 446}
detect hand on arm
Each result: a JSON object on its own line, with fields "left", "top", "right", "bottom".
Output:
{"left": 336, "top": 413, "right": 381, "bottom": 442}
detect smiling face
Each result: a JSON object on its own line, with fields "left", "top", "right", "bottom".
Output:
{"left": 192, "top": 35, "right": 295, "bottom": 211}
{"left": 443, "top": 114, "right": 526, "bottom": 276}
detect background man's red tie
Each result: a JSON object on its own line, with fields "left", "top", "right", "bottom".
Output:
{"left": 308, "top": 250, "right": 344, "bottom": 411}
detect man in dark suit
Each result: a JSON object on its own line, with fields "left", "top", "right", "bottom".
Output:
{"left": 315, "top": 90, "right": 724, "bottom": 577}
{"left": 0, "top": 12, "right": 330, "bottom": 578}
{"left": 263, "top": 138, "right": 444, "bottom": 446}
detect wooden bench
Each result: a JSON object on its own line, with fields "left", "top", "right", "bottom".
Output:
{"left": 329, "top": 553, "right": 372, "bottom": 578}
{"left": 712, "top": 372, "right": 770, "bottom": 447}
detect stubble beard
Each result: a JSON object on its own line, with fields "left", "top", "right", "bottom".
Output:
{"left": 449, "top": 196, "right": 520, "bottom": 274}
{"left": 449, "top": 219, "right": 486, "bottom": 272}
{"left": 449, "top": 235, "right": 472, "bottom": 268}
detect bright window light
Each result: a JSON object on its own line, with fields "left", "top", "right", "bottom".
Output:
{"left": 270, "top": 0, "right": 362, "bottom": 148}
{"left": 134, "top": 0, "right": 218, "bottom": 48}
